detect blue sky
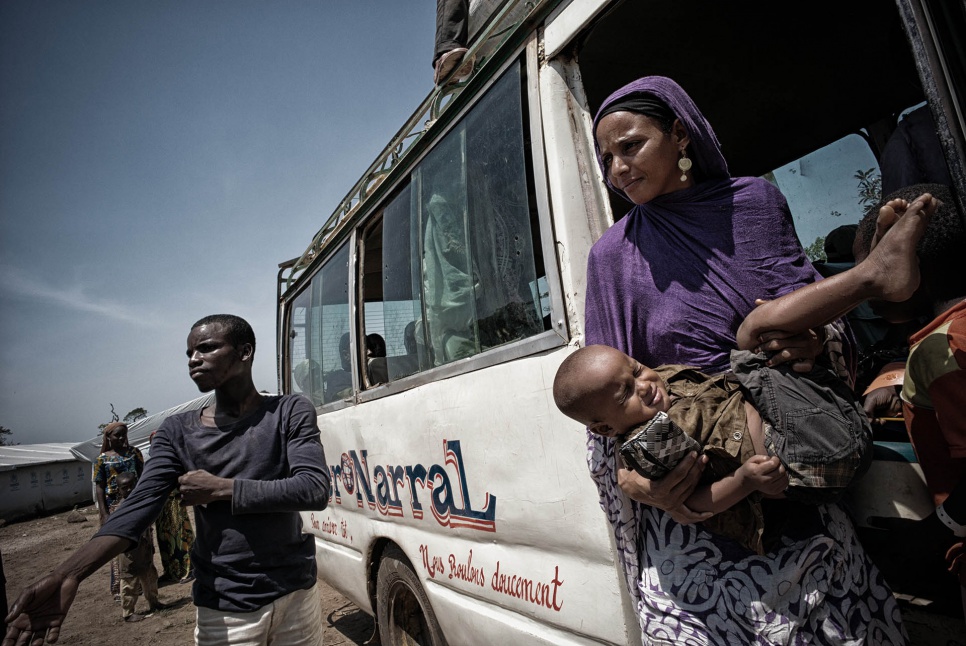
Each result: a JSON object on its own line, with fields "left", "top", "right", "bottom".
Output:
{"left": 0, "top": 1, "right": 435, "bottom": 444}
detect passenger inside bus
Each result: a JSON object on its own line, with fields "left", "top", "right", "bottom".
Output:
{"left": 812, "top": 222, "right": 913, "bottom": 405}
{"left": 880, "top": 105, "right": 953, "bottom": 195}
{"left": 851, "top": 183, "right": 966, "bottom": 608}
{"left": 323, "top": 333, "right": 353, "bottom": 402}
{"left": 814, "top": 225, "right": 885, "bottom": 343}
{"left": 417, "top": 70, "right": 547, "bottom": 370}
{"left": 582, "top": 75, "right": 906, "bottom": 643}
{"left": 422, "top": 178, "right": 478, "bottom": 364}
{"left": 387, "top": 321, "right": 421, "bottom": 380}
{"left": 852, "top": 196, "right": 935, "bottom": 418}
{"left": 366, "top": 333, "right": 388, "bottom": 385}
{"left": 293, "top": 359, "right": 324, "bottom": 406}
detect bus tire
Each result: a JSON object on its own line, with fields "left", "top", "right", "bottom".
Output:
{"left": 376, "top": 546, "right": 447, "bottom": 646}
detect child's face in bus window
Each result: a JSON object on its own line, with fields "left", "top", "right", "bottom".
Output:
{"left": 584, "top": 350, "right": 670, "bottom": 438}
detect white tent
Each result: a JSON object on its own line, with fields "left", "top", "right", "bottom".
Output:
{"left": 70, "top": 392, "right": 216, "bottom": 463}
{"left": 0, "top": 443, "right": 93, "bottom": 522}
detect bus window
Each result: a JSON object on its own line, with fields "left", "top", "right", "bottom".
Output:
{"left": 416, "top": 62, "right": 546, "bottom": 367}
{"left": 357, "top": 60, "right": 550, "bottom": 382}
{"left": 366, "top": 182, "right": 431, "bottom": 383}
{"left": 359, "top": 204, "right": 419, "bottom": 387}
{"left": 288, "top": 289, "right": 317, "bottom": 403}
{"left": 763, "top": 133, "right": 880, "bottom": 262}
{"left": 287, "top": 241, "right": 352, "bottom": 406}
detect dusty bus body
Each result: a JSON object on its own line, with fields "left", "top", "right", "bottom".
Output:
{"left": 276, "top": 0, "right": 966, "bottom": 643}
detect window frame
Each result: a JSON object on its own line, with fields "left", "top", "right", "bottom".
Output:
{"left": 283, "top": 235, "right": 360, "bottom": 412}
{"left": 281, "top": 35, "right": 566, "bottom": 408}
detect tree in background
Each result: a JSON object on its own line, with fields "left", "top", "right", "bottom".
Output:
{"left": 123, "top": 408, "right": 148, "bottom": 424}
{"left": 0, "top": 425, "right": 16, "bottom": 446}
{"left": 855, "top": 168, "right": 882, "bottom": 210}
{"left": 99, "top": 403, "right": 121, "bottom": 430}
{"left": 804, "top": 236, "right": 826, "bottom": 263}
{"left": 98, "top": 405, "right": 148, "bottom": 430}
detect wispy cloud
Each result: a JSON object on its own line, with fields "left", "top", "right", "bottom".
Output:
{"left": 0, "top": 264, "right": 156, "bottom": 326}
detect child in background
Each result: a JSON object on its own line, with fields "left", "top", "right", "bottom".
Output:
{"left": 149, "top": 431, "right": 195, "bottom": 585}
{"left": 855, "top": 184, "right": 966, "bottom": 605}
{"left": 554, "top": 192, "right": 938, "bottom": 553}
{"left": 113, "top": 472, "right": 165, "bottom": 622}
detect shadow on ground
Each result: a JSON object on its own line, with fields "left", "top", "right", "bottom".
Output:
{"left": 327, "top": 602, "right": 378, "bottom": 645}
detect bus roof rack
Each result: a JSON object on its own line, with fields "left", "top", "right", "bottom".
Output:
{"left": 282, "top": 0, "right": 560, "bottom": 293}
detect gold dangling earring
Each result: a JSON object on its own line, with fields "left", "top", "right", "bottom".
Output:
{"left": 678, "top": 149, "right": 692, "bottom": 182}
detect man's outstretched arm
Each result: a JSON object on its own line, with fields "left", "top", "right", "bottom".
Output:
{"left": 4, "top": 535, "right": 133, "bottom": 646}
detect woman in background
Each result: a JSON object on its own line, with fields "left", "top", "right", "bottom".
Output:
{"left": 92, "top": 421, "right": 144, "bottom": 598}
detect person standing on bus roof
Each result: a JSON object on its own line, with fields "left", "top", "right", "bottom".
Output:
{"left": 433, "top": 0, "right": 474, "bottom": 85}
{"left": 4, "top": 314, "right": 331, "bottom": 646}
{"left": 585, "top": 76, "right": 906, "bottom": 644}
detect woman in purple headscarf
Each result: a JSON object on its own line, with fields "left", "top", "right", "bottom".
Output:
{"left": 585, "top": 76, "right": 906, "bottom": 644}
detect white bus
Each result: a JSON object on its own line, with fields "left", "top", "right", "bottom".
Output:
{"left": 276, "top": 0, "right": 966, "bottom": 643}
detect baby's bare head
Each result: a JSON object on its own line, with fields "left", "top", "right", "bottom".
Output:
{"left": 553, "top": 345, "right": 632, "bottom": 431}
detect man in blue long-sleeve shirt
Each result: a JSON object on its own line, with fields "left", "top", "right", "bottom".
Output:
{"left": 4, "top": 314, "right": 331, "bottom": 646}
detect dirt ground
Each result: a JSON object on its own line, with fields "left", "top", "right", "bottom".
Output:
{"left": 1, "top": 505, "right": 375, "bottom": 645}
{"left": 3, "top": 505, "right": 965, "bottom": 645}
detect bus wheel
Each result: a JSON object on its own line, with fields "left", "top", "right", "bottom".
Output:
{"left": 376, "top": 546, "right": 447, "bottom": 646}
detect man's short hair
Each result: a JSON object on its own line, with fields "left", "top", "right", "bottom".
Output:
{"left": 856, "top": 183, "right": 966, "bottom": 302}
{"left": 191, "top": 314, "right": 256, "bottom": 350}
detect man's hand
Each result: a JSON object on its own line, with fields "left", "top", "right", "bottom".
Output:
{"left": 3, "top": 573, "right": 79, "bottom": 646}
{"left": 178, "top": 470, "right": 233, "bottom": 506}
{"left": 748, "top": 299, "right": 825, "bottom": 373}
{"left": 617, "top": 452, "right": 712, "bottom": 524}
{"left": 755, "top": 328, "right": 824, "bottom": 373}
{"left": 862, "top": 386, "right": 903, "bottom": 419}
{"left": 736, "top": 455, "right": 788, "bottom": 497}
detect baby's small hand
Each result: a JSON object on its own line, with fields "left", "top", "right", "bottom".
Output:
{"left": 738, "top": 455, "right": 788, "bottom": 496}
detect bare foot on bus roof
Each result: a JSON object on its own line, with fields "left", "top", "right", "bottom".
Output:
{"left": 864, "top": 192, "right": 938, "bottom": 302}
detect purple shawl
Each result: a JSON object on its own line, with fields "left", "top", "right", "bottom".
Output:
{"left": 586, "top": 76, "right": 820, "bottom": 373}
{"left": 581, "top": 78, "right": 902, "bottom": 643}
